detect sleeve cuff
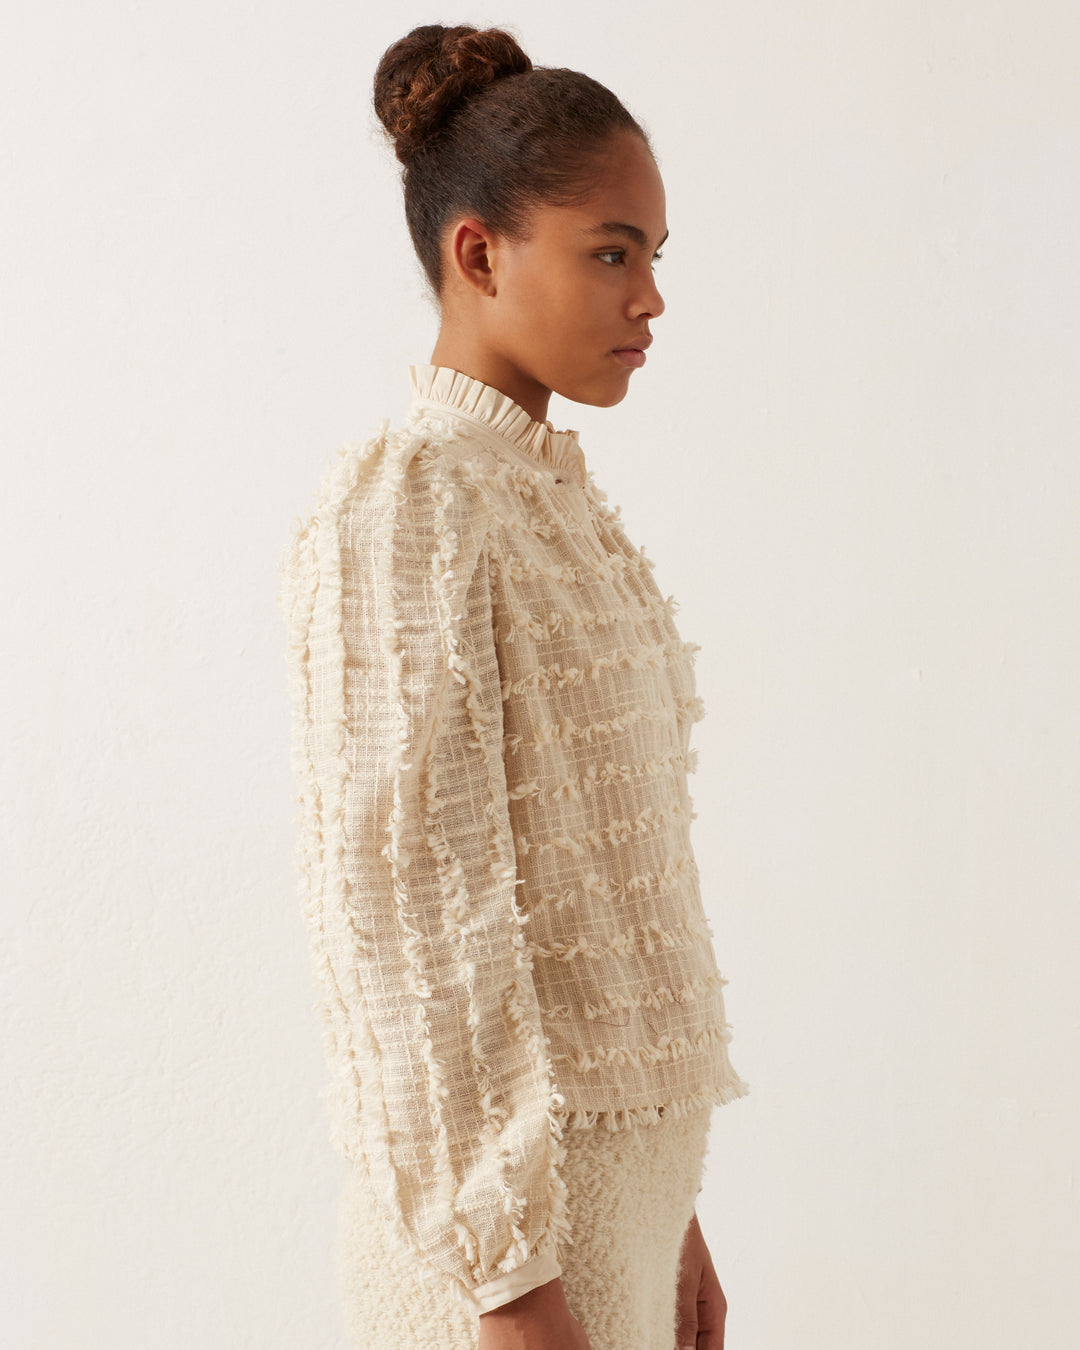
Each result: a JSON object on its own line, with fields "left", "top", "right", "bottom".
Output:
{"left": 464, "top": 1244, "right": 564, "bottom": 1314}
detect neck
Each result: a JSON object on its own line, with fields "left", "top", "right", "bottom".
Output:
{"left": 429, "top": 334, "right": 552, "bottom": 425}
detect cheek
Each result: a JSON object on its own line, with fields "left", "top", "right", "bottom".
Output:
{"left": 503, "top": 258, "right": 610, "bottom": 345}
{"left": 556, "top": 272, "right": 611, "bottom": 330}
{"left": 506, "top": 271, "right": 558, "bottom": 327}
{"left": 516, "top": 281, "right": 578, "bottom": 339}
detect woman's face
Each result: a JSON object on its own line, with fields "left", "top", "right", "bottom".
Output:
{"left": 441, "top": 130, "right": 668, "bottom": 419}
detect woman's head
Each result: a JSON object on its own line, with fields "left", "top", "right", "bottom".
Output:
{"left": 374, "top": 25, "right": 652, "bottom": 297}
{"left": 373, "top": 24, "right": 667, "bottom": 416}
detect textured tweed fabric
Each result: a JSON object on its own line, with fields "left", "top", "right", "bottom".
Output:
{"left": 278, "top": 364, "right": 749, "bottom": 1312}
{"left": 336, "top": 1100, "right": 714, "bottom": 1349}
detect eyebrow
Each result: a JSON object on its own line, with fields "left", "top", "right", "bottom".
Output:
{"left": 583, "top": 221, "right": 670, "bottom": 251}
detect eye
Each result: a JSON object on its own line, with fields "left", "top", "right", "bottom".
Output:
{"left": 596, "top": 248, "right": 665, "bottom": 267}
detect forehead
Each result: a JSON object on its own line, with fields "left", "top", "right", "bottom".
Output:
{"left": 543, "top": 139, "right": 667, "bottom": 240}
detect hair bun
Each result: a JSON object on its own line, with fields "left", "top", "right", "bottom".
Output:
{"left": 374, "top": 24, "right": 531, "bottom": 163}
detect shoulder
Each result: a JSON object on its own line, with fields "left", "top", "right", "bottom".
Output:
{"left": 279, "top": 420, "right": 509, "bottom": 608}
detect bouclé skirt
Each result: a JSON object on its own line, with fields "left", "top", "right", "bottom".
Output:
{"left": 334, "top": 1101, "right": 714, "bottom": 1350}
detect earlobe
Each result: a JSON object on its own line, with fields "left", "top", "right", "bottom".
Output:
{"left": 450, "top": 217, "right": 497, "bottom": 298}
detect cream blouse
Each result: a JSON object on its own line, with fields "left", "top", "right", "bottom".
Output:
{"left": 278, "top": 364, "right": 749, "bottom": 1314}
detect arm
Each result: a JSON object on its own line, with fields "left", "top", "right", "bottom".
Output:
{"left": 280, "top": 438, "right": 571, "bottom": 1313}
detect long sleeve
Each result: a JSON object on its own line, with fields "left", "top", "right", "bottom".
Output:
{"left": 278, "top": 431, "right": 572, "bottom": 1312}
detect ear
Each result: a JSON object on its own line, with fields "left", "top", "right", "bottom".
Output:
{"left": 445, "top": 216, "right": 497, "bottom": 297}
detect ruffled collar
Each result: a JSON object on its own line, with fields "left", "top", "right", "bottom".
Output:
{"left": 407, "top": 364, "right": 587, "bottom": 486}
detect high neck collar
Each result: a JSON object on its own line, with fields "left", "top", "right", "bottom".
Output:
{"left": 407, "top": 364, "right": 587, "bottom": 486}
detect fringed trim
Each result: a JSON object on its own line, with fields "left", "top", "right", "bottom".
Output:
{"left": 514, "top": 798, "right": 687, "bottom": 860}
{"left": 553, "top": 1020, "right": 736, "bottom": 1074}
{"left": 684, "top": 694, "right": 708, "bottom": 726}
{"left": 453, "top": 452, "right": 660, "bottom": 596}
{"left": 377, "top": 443, "right": 575, "bottom": 1288}
{"left": 455, "top": 451, "right": 654, "bottom": 590}
{"left": 455, "top": 449, "right": 545, "bottom": 503}
{"left": 528, "top": 909, "right": 713, "bottom": 963}
{"left": 498, "top": 591, "right": 679, "bottom": 644}
{"left": 526, "top": 851, "right": 698, "bottom": 917}
{"left": 503, "top": 699, "right": 699, "bottom": 758}
{"left": 500, "top": 500, "right": 639, "bottom": 564}
{"left": 423, "top": 463, "right": 511, "bottom": 1161}
{"left": 577, "top": 478, "right": 661, "bottom": 573}
{"left": 499, "top": 637, "right": 698, "bottom": 702}
{"left": 490, "top": 544, "right": 644, "bottom": 590}
{"left": 444, "top": 1109, "right": 572, "bottom": 1293}
{"left": 580, "top": 474, "right": 623, "bottom": 526}
{"left": 507, "top": 745, "right": 687, "bottom": 808}
{"left": 281, "top": 517, "right": 361, "bottom": 1148}
{"left": 514, "top": 512, "right": 557, "bottom": 541}
{"left": 540, "top": 969, "right": 730, "bottom": 1022}
{"left": 555, "top": 1077, "right": 751, "bottom": 1134}
{"left": 278, "top": 422, "right": 423, "bottom": 1264}
{"left": 428, "top": 461, "right": 574, "bottom": 1285}
{"left": 486, "top": 1105, "right": 573, "bottom": 1280}
{"left": 372, "top": 442, "right": 461, "bottom": 1221}
{"left": 451, "top": 443, "right": 582, "bottom": 532}
{"left": 409, "top": 413, "right": 533, "bottom": 482}
{"left": 457, "top": 443, "right": 588, "bottom": 514}
{"left": 497, "top": 918, "right": 574, "bottom": 1279}
{"left": 410, "top": 412, "right": 577, "bottom": 513}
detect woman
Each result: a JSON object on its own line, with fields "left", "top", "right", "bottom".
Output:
{"left": 278, "top": 23, "right": 750, "bottom": 1350}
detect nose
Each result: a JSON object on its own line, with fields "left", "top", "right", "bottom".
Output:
{"left": 631, "top": 265, "right": 665, "bottom": 320}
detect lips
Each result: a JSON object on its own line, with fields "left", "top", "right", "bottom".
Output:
{"left": 612, "top": 335, "right": 653, "bottom": 354}
{"left": 611, "top": 335, "right": 651, "bottom": 369}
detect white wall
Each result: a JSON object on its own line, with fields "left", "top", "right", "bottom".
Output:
{"left": 3, "top": 3, "right": 1077, "bottom": 1346}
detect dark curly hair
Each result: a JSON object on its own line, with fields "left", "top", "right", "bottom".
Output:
{"left": 373, "top": 23, "right": 652, "bottom": 298}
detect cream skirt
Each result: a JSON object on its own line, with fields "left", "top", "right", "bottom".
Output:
{"left": 334, "top": 1102, "right": 714, "bottom": 1350}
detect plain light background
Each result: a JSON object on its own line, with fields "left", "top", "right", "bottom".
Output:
{"left": 3, "top": 2, "right": 1078, "bottom": 1346}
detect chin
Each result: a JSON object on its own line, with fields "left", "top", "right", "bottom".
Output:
{"left": 559, "top": 376, "right": 631, "bottom": 410}
{"left": 594, "top": 379, "right": 632, "bottom": 408}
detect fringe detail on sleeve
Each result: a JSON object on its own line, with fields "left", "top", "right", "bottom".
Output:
{"left": 277, "top": 423, "right": 407, "bottom": 1200}
{"left": 281, "top": 428, "right": 575, "bottom": 1295}
{"left": 374, "top": 444, "right": 463, "bottom": 1222}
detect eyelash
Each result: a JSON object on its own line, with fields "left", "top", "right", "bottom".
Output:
{"left": 597, "top": 249, "right": 664, "bottom": 267}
